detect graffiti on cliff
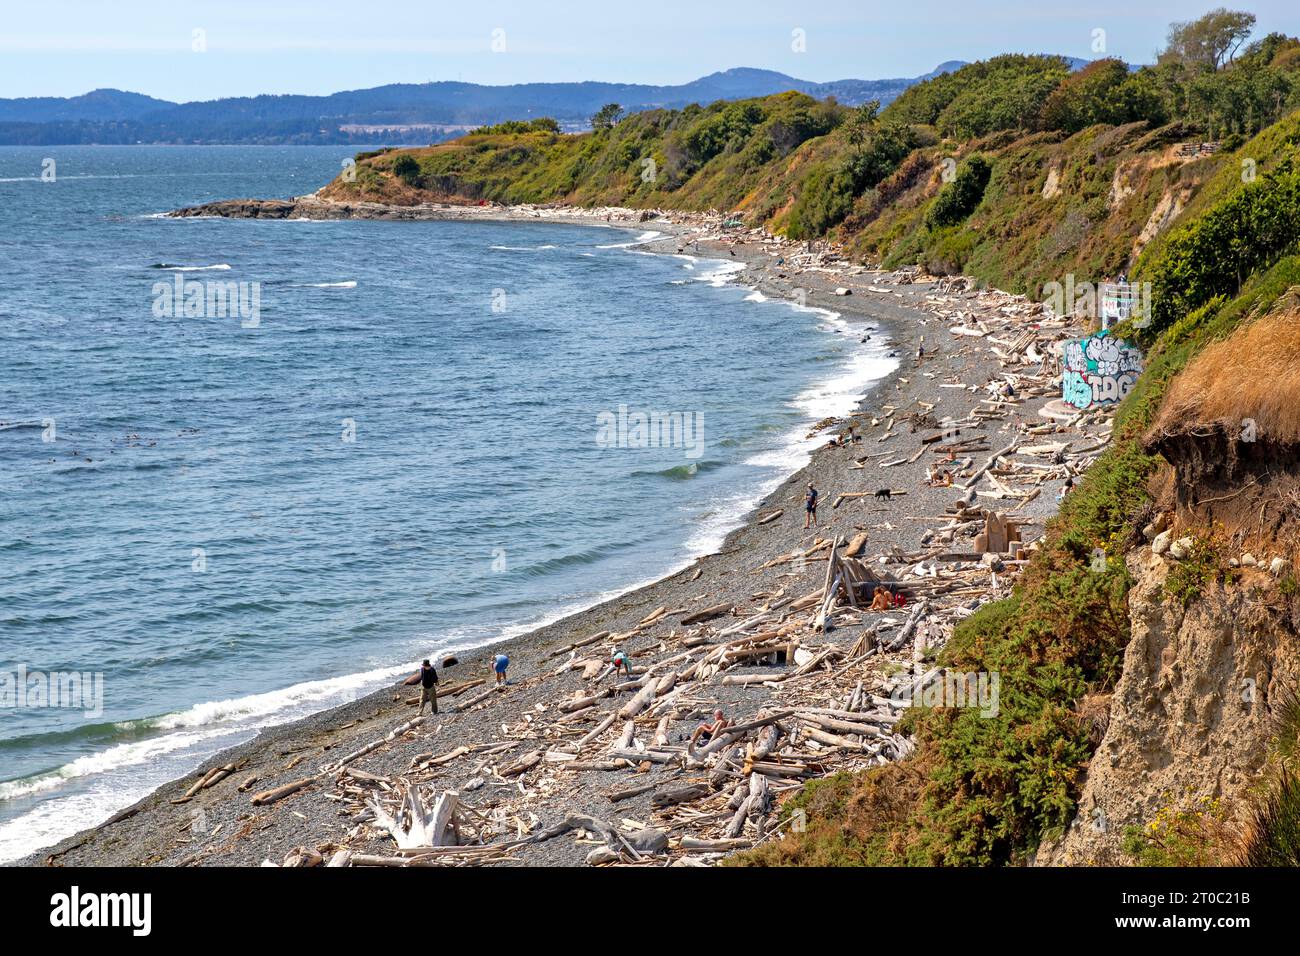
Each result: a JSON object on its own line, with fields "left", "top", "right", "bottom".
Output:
{"left": 1062, "top": 332, "right": 1143, "bottom": 410}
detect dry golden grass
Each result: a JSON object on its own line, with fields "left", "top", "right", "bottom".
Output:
{"left": 1153, "top": 307, "right": 1300, "bottom": 443}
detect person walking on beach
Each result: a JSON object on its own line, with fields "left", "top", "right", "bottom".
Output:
{"left": 804, "top": 482, "right": 819, "bottom": 529}
{"left": 492, "top": 653, "right": 510, "bottom": 685}
{"left": 417, "top": 659, "right": 439, "bottom": 715}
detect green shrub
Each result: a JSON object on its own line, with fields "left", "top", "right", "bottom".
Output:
{"left": 925, "top": 154, "right": 992, "bottom": 229}
{"left": 472, "top": 117, "right": 560, "bottom": 135}
{"left": 1162, "top": 535, "right": 1230, "bottom": 606}
{"left": 1036, "top": 59, "right": 1168, "bottom": 132}
{"left": 391, "top": 153, "right": 421, "bottom": 186}
{"left": 1143, "top": 158, "right": 1300, "bottom": 335}
{"left": 885, "top": 55, "right": 1071, "bottom": 138}
{"left": 1122, "top": 796, "right": 1229, "bottom": 866}
{"left": 786, "top": 163, "right": 856, "bottom": 238}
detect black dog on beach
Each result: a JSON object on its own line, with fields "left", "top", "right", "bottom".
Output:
{"left": 875, "top": 488, "right": 892, "bottom": 500}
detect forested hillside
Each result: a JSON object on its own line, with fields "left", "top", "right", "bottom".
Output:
{"left": 328, "top": 21, "right": 1300, "bottom": 302}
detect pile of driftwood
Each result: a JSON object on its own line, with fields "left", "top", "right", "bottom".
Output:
{"left": 229, "top": 539, "right": 954, "bottom": 867}
{"left": 239, "top": 520, "right": 1019, "bottom": 868}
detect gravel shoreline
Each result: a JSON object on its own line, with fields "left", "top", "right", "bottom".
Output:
{"left": 26, "top": 199, "right": 1090, "bottom": 867}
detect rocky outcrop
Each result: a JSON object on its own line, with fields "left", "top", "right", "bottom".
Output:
{"left": 170, "top": 198, "right": 306, "bottom": 219}
{"left": 168, "top": 195, "right": 486, "bottom": 221}
{"left": 1039, "top": 551, "right": 1300, "bottom": 864}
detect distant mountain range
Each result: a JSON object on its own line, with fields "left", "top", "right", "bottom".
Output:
{"left": 0, "top": 59, "right": 1099, "bottom": 146}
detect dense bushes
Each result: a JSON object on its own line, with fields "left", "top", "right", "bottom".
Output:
{"left": 472, "top": 117, "right": 560, "bottom": 135}
{"left": 390, "top": 153, "right": 421, "bottom": 186}
{"left": 882, "top": 21, "right": 1300, "bottom": 142}
{"left": 1143, "top": 158, "right": 1300, "bottom": 335}
{"left": 924, "top": 154, "right": 991, "bottom": 228}
{"left": 844, "top": 122, "right": 917, "bottom": 192}
{"left": 786, "top": 163, "right": 856, "bottom": 238}
{"left": 885, "top": 55, "right": 1071, "bottom": 138}
{"left": 784, "top": 121, "right": 920, "bottom": 239}
{"left": 1036, "top": 59, "right": 1167, "bottom": 132}
{"left": 680, "top": 101, "right": 766, "bottom": 165}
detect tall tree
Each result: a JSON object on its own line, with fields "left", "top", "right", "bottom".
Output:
{"left": 844, "top": 99, "right": 881, "bottom": 154}
{"left": 1160, "top": 8, "right": 1257, "bottom": 71}
{"left": 591, "top": 103, "right": 624, "bottom": 131}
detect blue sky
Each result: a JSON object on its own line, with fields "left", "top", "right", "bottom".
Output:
{"left": 2, "top": 1, "right": 1295, "bottom": 101}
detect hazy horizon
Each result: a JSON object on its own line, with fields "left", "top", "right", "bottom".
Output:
{"left": 4, "top": 0, "right": 1296, "bottom": 102}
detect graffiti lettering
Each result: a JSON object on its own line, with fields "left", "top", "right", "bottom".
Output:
{"left": 1062, "top": 332, "right": 1143, "bottom": 410}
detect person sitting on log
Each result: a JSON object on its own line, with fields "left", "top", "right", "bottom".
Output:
{"left": 870, "top": 586, "right": 892, "bottom": 612}
{"left": 690, "top": 710, "right": 730, "bottom": 748}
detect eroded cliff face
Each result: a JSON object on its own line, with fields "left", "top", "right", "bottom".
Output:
{"left": 1040, "top": 549, "right": 1300, "bottom": 865}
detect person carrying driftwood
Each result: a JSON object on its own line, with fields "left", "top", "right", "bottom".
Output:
{"left": 417, "top": 659, "right": 439, "bottom": 715}
{"left": 804, "top": 482, "right": 819, "bottom": 529}
{"left": 690, "top": 709, "right": 730, "bottom": 748}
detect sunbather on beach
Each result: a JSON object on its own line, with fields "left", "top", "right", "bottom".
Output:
{"left": 870, "top": 586, "right": 892, "bottom": 611}
{"left": 690, "top": 710, "right": 730, "bottom": 748}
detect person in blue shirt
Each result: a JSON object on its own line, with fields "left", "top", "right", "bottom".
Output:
{"left": 492, "top": 653, "right": 510, "bottom": 685}
{"left": 612, "top": 650, "right": 632, "bottom": 680}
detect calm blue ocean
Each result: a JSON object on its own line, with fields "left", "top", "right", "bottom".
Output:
{"left": 0, "top": 145, "right": 895, "bottom": 860}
